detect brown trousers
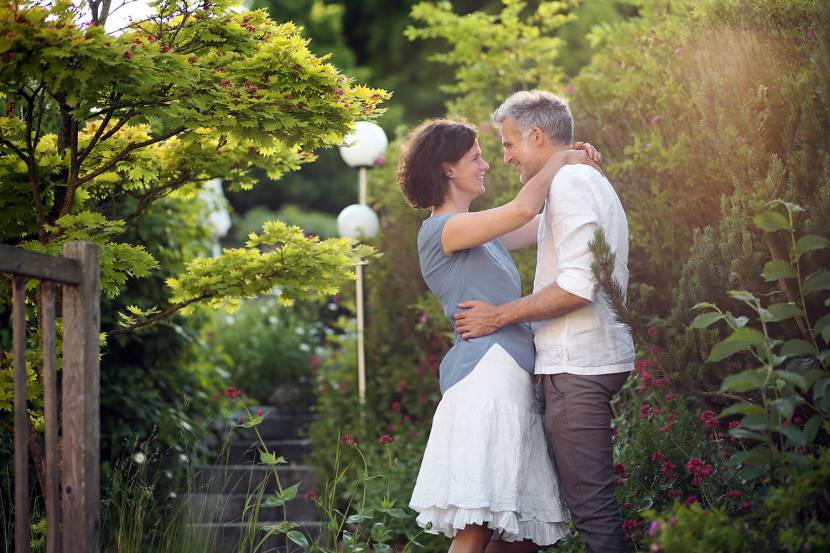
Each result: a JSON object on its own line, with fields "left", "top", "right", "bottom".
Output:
{"left": 541, "top": 371, "right": 631, "bottom": 553}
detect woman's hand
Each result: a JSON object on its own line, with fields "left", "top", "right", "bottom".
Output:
{"left": 573, "top": 141, "right": 602, "bottom": 163}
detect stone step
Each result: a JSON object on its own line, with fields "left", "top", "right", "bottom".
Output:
{"left": 231, "top": 413, "right": 318, "bottom": 442}
{"left": 187, "top": 493, "right": 319, "bottom": 523}
{"left": 189, "top": 521, "right": 322, "bottom": 553}
{"left": 194, "top": 464, "right": 319, "bottom": 497}
{"left": 215, "top": 439, "right": 312, "bottom": 466}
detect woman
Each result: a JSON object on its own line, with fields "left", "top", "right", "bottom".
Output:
{"left": 398, "top": 119, "right": 600, "bottom": 553}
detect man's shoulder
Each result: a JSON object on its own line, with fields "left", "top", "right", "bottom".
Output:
{"left": 550, "top": 164, "right": 609, "bottom": 201}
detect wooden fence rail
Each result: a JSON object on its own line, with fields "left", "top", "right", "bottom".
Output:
{"left": 1, "top": 242, "right": 101, "bottom": 553}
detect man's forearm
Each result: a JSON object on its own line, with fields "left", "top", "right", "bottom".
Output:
{"left": 495, "top": 283, "right": 592, "bottom": 328}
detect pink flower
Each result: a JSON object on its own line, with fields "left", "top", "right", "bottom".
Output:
{"left": 649, "top": 116, "right": 660, "bottom": 125}
{"left": 225, "top": 386, "right": 242, "bottom": 399}
{"left": 726, "top": 490, "right": 742, "bottom": 500}
{"left": 623, "top": 501, "right": 633, "bottom": 510}
{"left": 667, "top": 489, "right": 681, "bottom": 499}
{"left": 391, "top": 401, "right": 402, "bottom": 412}
{"left": 257, "top": 408, "right": 263, "bottom": 417}
{"left": 684, "top": 496, "right": 698, "bottom": 506}
{"left": 635, "top": 359, "right": 651, "bottom": 371}
{"left": 419, "top": 310, "right": 429, "bottom": 324}
{"left": 372, "top": 154, "right": 385, "bottom": 166}
{"left": 647, "top": 325, "right": 657, "bottom": 337}
{"left": 739, "top": 501, "right": 752, "bottom": 510}
{"left": 640, "top": 404, "right": 653, "bottom": 418}
{"left": 660, "top": 421, "right": 676, "bottom": 432}
{"left": 339, "top": 434, "right": 351, "bottom": 445}
{"left": 674, "top": 47, "right": 683, "bottom": 55}
{"left": 660, "top": 460, "right": 677, "bottom": 479}
{"left": 665, "top": 393, "right": 675, "bottom": 401}
{"left": 806, "top": 27, "right": 816, "bottom": 41}
{"left": 699, "top": 410, "right": 718, "bottom": 430}
{"left": 379, "top": 434, "right": 394, "bottom": 445}
{"left": 793, "top": 415, "right": 804, "bottom": 425}
{"left": 565, "top": 83, "right": 575, "bottom": 94}
{"left": 395, "top": 382, "right": 407, "bottom": 394}
{"left": 306, "top": 490, "right": 317, "bottom": 500}
{"left": 651, "top": 451, "right": 665, "bottom": 463}
{"left": 686, "top": 458, "right": 714, "bottom": 483}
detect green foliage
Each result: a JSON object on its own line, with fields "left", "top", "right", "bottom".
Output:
{"left": 204, "top": 296, "right": 333, "bottom": 406}
{"left": 691, "top": 202, "right": 829, "bottom": 482}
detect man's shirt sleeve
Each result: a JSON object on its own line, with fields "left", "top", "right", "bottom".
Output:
{"left": 548, "top": 172, "right": 599, "bottom": 301}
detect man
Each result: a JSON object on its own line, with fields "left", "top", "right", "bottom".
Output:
{"left": 453, "top": 90, "right": 634, "bottom": 553}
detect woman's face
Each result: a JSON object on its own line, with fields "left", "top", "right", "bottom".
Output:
{"left": 447, "top": 140, "right": 490, "bottom": 199}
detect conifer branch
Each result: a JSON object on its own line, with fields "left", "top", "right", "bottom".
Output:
{"left": 589, "top": 227, "right": 638, "bottom": 335}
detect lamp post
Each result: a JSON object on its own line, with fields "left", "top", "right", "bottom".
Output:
{"left": 337, "top": 121, "right": 387, "bottom": 404}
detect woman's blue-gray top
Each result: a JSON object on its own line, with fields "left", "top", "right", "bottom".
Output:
{"left": 417, "top": 213, "right": 535, "bottom": 394}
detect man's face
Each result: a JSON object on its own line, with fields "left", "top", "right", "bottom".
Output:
{"left": 500, "top": 118, "right": 546, "bottom": 183}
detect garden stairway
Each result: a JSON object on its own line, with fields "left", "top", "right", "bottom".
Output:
{"left": 188, "top": 410, "right": 321, "bottom": 552}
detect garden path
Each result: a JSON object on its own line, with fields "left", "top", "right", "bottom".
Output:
{"left": 188, "top": 409, "right": 321, "bottom": 552}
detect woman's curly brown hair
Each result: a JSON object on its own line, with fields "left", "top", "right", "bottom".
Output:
{"left": 397, "top": 119, "right": 478, "bottom": 209}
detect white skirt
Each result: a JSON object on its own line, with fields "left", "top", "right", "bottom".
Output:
{"left": 409, "top": 343, "right": 571, "bottom": 545}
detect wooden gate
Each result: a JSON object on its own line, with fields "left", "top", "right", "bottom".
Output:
{"left": 1, "top": 241, "right": 100, "bottom": 553}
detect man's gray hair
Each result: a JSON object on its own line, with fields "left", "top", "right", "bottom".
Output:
{"left": 492, "top": 90, "right": 573, "bottom": 146}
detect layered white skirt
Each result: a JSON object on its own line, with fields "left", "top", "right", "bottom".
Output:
{"left": 409, "top": 343, "right": 571, "bottom": 545}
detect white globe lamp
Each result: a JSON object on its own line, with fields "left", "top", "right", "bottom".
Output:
{"left": 339, "top": 121, "right": 388, "bottom": 168}
{"left": 337, "top": 204, "right": 380, "bottom": 240}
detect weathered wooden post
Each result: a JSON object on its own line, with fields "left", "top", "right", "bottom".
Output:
{"left": 12, "top": 274, "right": 29, "bottom": 553}
{"left": 60, "top": 241, "right": 101, "bottom": 553}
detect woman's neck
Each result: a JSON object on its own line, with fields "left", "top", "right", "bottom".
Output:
{"left": 431, "top": 196, "right": 471, "bottom": 217}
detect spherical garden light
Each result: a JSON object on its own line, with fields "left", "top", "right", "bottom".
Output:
{"left": 337, "top": 204, "right": 380, "bottom": 240}
{"left": 338, "top": 121, "right": 388, "bottom": 405}
{"left": 339, "top": 121, "right": 389, "bottom": 169}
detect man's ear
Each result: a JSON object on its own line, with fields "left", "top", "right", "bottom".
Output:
{"left": 529, "top": 128, "right": 545, "bottom": 148}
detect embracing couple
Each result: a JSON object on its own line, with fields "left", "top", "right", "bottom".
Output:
{"left": 397, "top": 91, "right": 635, "bottom": 553}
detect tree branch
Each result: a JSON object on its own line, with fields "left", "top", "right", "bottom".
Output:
{"left": 65, "top": 126, "right": 185, "bottom": 215}
{"left": 76, "top": 93, "right": 118, "bottom": 167}
{"left": 106, "top": 294, "right": 208, "bottom": 337}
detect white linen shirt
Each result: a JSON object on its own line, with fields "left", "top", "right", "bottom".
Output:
{"left": 532, "top": 164, "right": 635, "bottom": 375}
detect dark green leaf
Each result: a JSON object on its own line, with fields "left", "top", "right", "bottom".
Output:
{"left": 691, "top": 312, "right": 724, "bottom": 329}
{"left": 287, "top": 531, "right": 309, "bottom": 549}
{"left": 762, "top": 260, "right": 796, "bottom": 281}
{"left": 780, "top": 339, "right": 816, "bottom": 358}
{"left": 728, "top": 427, "right": 766, "bottom": 441}
{"left": 386, "top": 508, "right": 408, "bottom": 519}
{"left": 778, "top": 425, "right": 806, "bottom": 447}
{"left": 692, "top": 302, "right": 718, "bottom": 310}
{"left": 814, "top": 377, "right": 830, "bottom": 400}
{"left": 264, "top": 495, "right": 285, "bottom": 508}
{"left": 346, "top": 514, "right": 369, "bottom": 524}
{"left": 708, "top": 328, "right": 767, "bottom": 363}
{"left": 815, "top": 314, "right": 830, "bottom": 344}
{"left": 720, "top": 368, "right": 768, "bottom": 392}
{"left": 771, "top": 397, "right": 799, "bottom": 420}
{"left": 278, "top": 483, "right": 300, "bottom": 502}
{"left": 719, "top": 403, "right": 765, "bottom": 418}
{"left": 783, "top": 451, "right": 809, "bottom": 469}
{"left": 796, "top": 235, "right": 829, "bottom": 256}
{"left": 762, "top": 303, "right": 804, "bottom": 323}
{"left": 805, "top": 271, "right": 830, "bottom": 295}
{"left": 728, "top": 290, "right": 759, "bottom": 303}
{"left": 774, "top": 370, "right": 809, "bottom": 392}
{"left": 737, "top": 465, "right": 769, "bottom": 481}
{"left": 731, "top": 446, "right": 771, "bottom": 465}
{"left": 741, "top": 413, "right": 773, "bottom": 430}
{"left": 804, "top": 415, "right": 823, "bottom": 444}
{"left": 754, "top": 211, "right": 791, "bottom": 232}
{"left": 373, "top": 545, "right": 390, "bottom": 553}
